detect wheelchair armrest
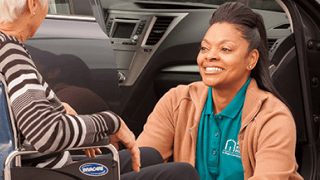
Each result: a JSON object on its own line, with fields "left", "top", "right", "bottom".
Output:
{"left": 22, "top": 136, "right": 111, "bottom": 151}
{"left": 4, "top": 136, "right": 119, "bottom": 180}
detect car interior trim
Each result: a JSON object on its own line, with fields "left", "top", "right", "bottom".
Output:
{"left": 276, "top": 0, "right": 294, "bottom": 32}
{"left": 161, "top": 65, "right": 200, "bottom": 73}
{"left": 46, "top": 14, "right": 96, "bottom": 22}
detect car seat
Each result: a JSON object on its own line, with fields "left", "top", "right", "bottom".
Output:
{"left": 0, "top": 74, "right": 120, "bottom": 180}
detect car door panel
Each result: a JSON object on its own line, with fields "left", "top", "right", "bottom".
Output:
{"left": 25, "top": 3, "right": 120, "bottom": 114}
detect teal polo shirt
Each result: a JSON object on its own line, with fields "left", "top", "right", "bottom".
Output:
{"left": 195, "top": 78, "right": 251, "bottom": 180}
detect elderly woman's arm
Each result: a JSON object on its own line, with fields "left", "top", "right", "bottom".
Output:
{"left": 62, "top": 102, "right": 102, "bottom": 158}
{"left": 0, "top": 34, "right": 140, "bottom": 171}
{"left": 62, "top": 102, "right": 140, "bottom": 172}
{"left": 0, "top": 33, "right": 116, "bottom": 152}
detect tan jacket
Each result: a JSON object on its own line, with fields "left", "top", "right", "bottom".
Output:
{"left": 137, "top": 79, "right": 303, "bottom": 180}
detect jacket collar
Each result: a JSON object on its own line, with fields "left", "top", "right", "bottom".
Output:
{"left": 241, "top": 79, "right": 268, "bottom": 130}
{"left": 188, "top": 81, "right": 208, "bottom": 138}
{"left": 188, "top": 81, "right": 208, "bottom": 122}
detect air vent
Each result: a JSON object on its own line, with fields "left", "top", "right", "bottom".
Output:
{"left": 146, "top": 16, "right": 174, "bottom": 45}
{"left": 268, "top": 39, "right": 277, "bottom": 50}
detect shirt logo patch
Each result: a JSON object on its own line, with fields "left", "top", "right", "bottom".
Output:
{"left": 222, "top": 139, "right": 241, "bottom": 158}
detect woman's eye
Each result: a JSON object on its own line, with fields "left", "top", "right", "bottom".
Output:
{"left": 221, "top": 47, "right": 230, "bottom": 52}
{"left": 200, "top": 46, "right": 208, "bottom": 51}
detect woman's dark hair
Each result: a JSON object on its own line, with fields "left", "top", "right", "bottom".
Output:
{"left": 209, "top": 2, "right": 285, "bottom": 103}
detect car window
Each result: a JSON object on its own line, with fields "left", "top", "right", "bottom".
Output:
{"left": 48, "top": 0, "right": 71, "bottom": 14}
{"left": 48, "top": 0, "right": 94, "bottom": 16}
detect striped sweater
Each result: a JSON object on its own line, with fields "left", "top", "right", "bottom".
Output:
{"left": 0, "top": 32, "right": 120, "bottom": 168}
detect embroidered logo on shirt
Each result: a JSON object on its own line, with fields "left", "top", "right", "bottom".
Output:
{"left": 222, "top": 139, "right": 241, "bottom": 158}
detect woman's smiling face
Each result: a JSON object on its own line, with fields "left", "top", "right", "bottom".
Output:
{"left": 197, "top": 22, "right": 258, "bottom": 90}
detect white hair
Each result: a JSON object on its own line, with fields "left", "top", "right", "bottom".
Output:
{"left": 0, "top": 0, "right": 50, "bottom": 23}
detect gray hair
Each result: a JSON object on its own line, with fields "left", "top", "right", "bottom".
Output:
{"left": 0, "top": 0, "right": 50, "bottom": 23}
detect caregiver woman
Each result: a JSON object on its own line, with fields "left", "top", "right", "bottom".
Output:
{"left": 137, "top": 2, "right": 303, "bottom": 180}
{"left": 0, "top": 1, "right": 203, "bottom": 179}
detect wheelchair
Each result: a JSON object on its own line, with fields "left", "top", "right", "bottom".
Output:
{"left": 0, "top": 74, "right": 120, "bottom": 180}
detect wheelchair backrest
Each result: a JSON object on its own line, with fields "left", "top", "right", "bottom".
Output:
{"left": 0, "top": 76, "right": 18, "bottom": 180}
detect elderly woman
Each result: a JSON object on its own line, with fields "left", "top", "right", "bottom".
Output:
{"left": 0, "top": 0, "right": 139, "bottom": 170}
{"left": 0, "top": 0, "right": 201, "bottom": 179}
{"left": 137, "top": 2, "right": 303, "bottom": 180}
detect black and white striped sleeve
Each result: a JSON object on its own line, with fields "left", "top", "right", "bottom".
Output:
{"left": 0, "top": 33, "right": 120, "bottom": 153}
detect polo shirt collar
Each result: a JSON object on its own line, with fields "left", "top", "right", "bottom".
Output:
{"left": 204, "top": 87, "right": 213, "bottom": 115}
{"left": 205, "top": 78, "right": 251, "bottom": 118}
{"left": 220, "top": 78, "right": 251, "bottom": 119}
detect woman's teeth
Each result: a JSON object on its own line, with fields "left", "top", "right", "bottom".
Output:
{"left": 206, "top": 67, "right": 222, "bottom": 71}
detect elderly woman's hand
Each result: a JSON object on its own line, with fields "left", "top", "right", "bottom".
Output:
{"left": 62, "top": 102, "right": 101, "bottom": 158}
{"left": 62, "top": 102, "right": 77, "bottom": 115}
{"left": 82, "top": 148, "right": 102, "bottom": 158}
{"left": 110, "top": 118, "right": 141, "bottom": 172}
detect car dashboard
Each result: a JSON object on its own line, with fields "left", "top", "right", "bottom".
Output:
{"left": 106, "top": 9, "right": 188, "bottom": 86}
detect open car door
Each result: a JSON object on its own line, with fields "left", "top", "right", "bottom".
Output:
{"left": 271, "top": 0, "right": 320, "bottom": 179}
{"left": 24, "top": 0, "right": 120, "bottom": 116}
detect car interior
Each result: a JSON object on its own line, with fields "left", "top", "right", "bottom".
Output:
{"left": 19, "top": 0, "right": 320, "bottom": 179}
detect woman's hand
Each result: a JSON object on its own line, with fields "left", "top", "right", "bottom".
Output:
{"left": 110, "top": 118, "right": 141, "bottom": 172}
{"left": 62, "top": 102, "right": 101, "bottom": 159}
{"left": 82, "top": 148, "right": 102, "bottom": 158}
{"left": 62, "top": 102, "right": 77, "bottom": 115}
